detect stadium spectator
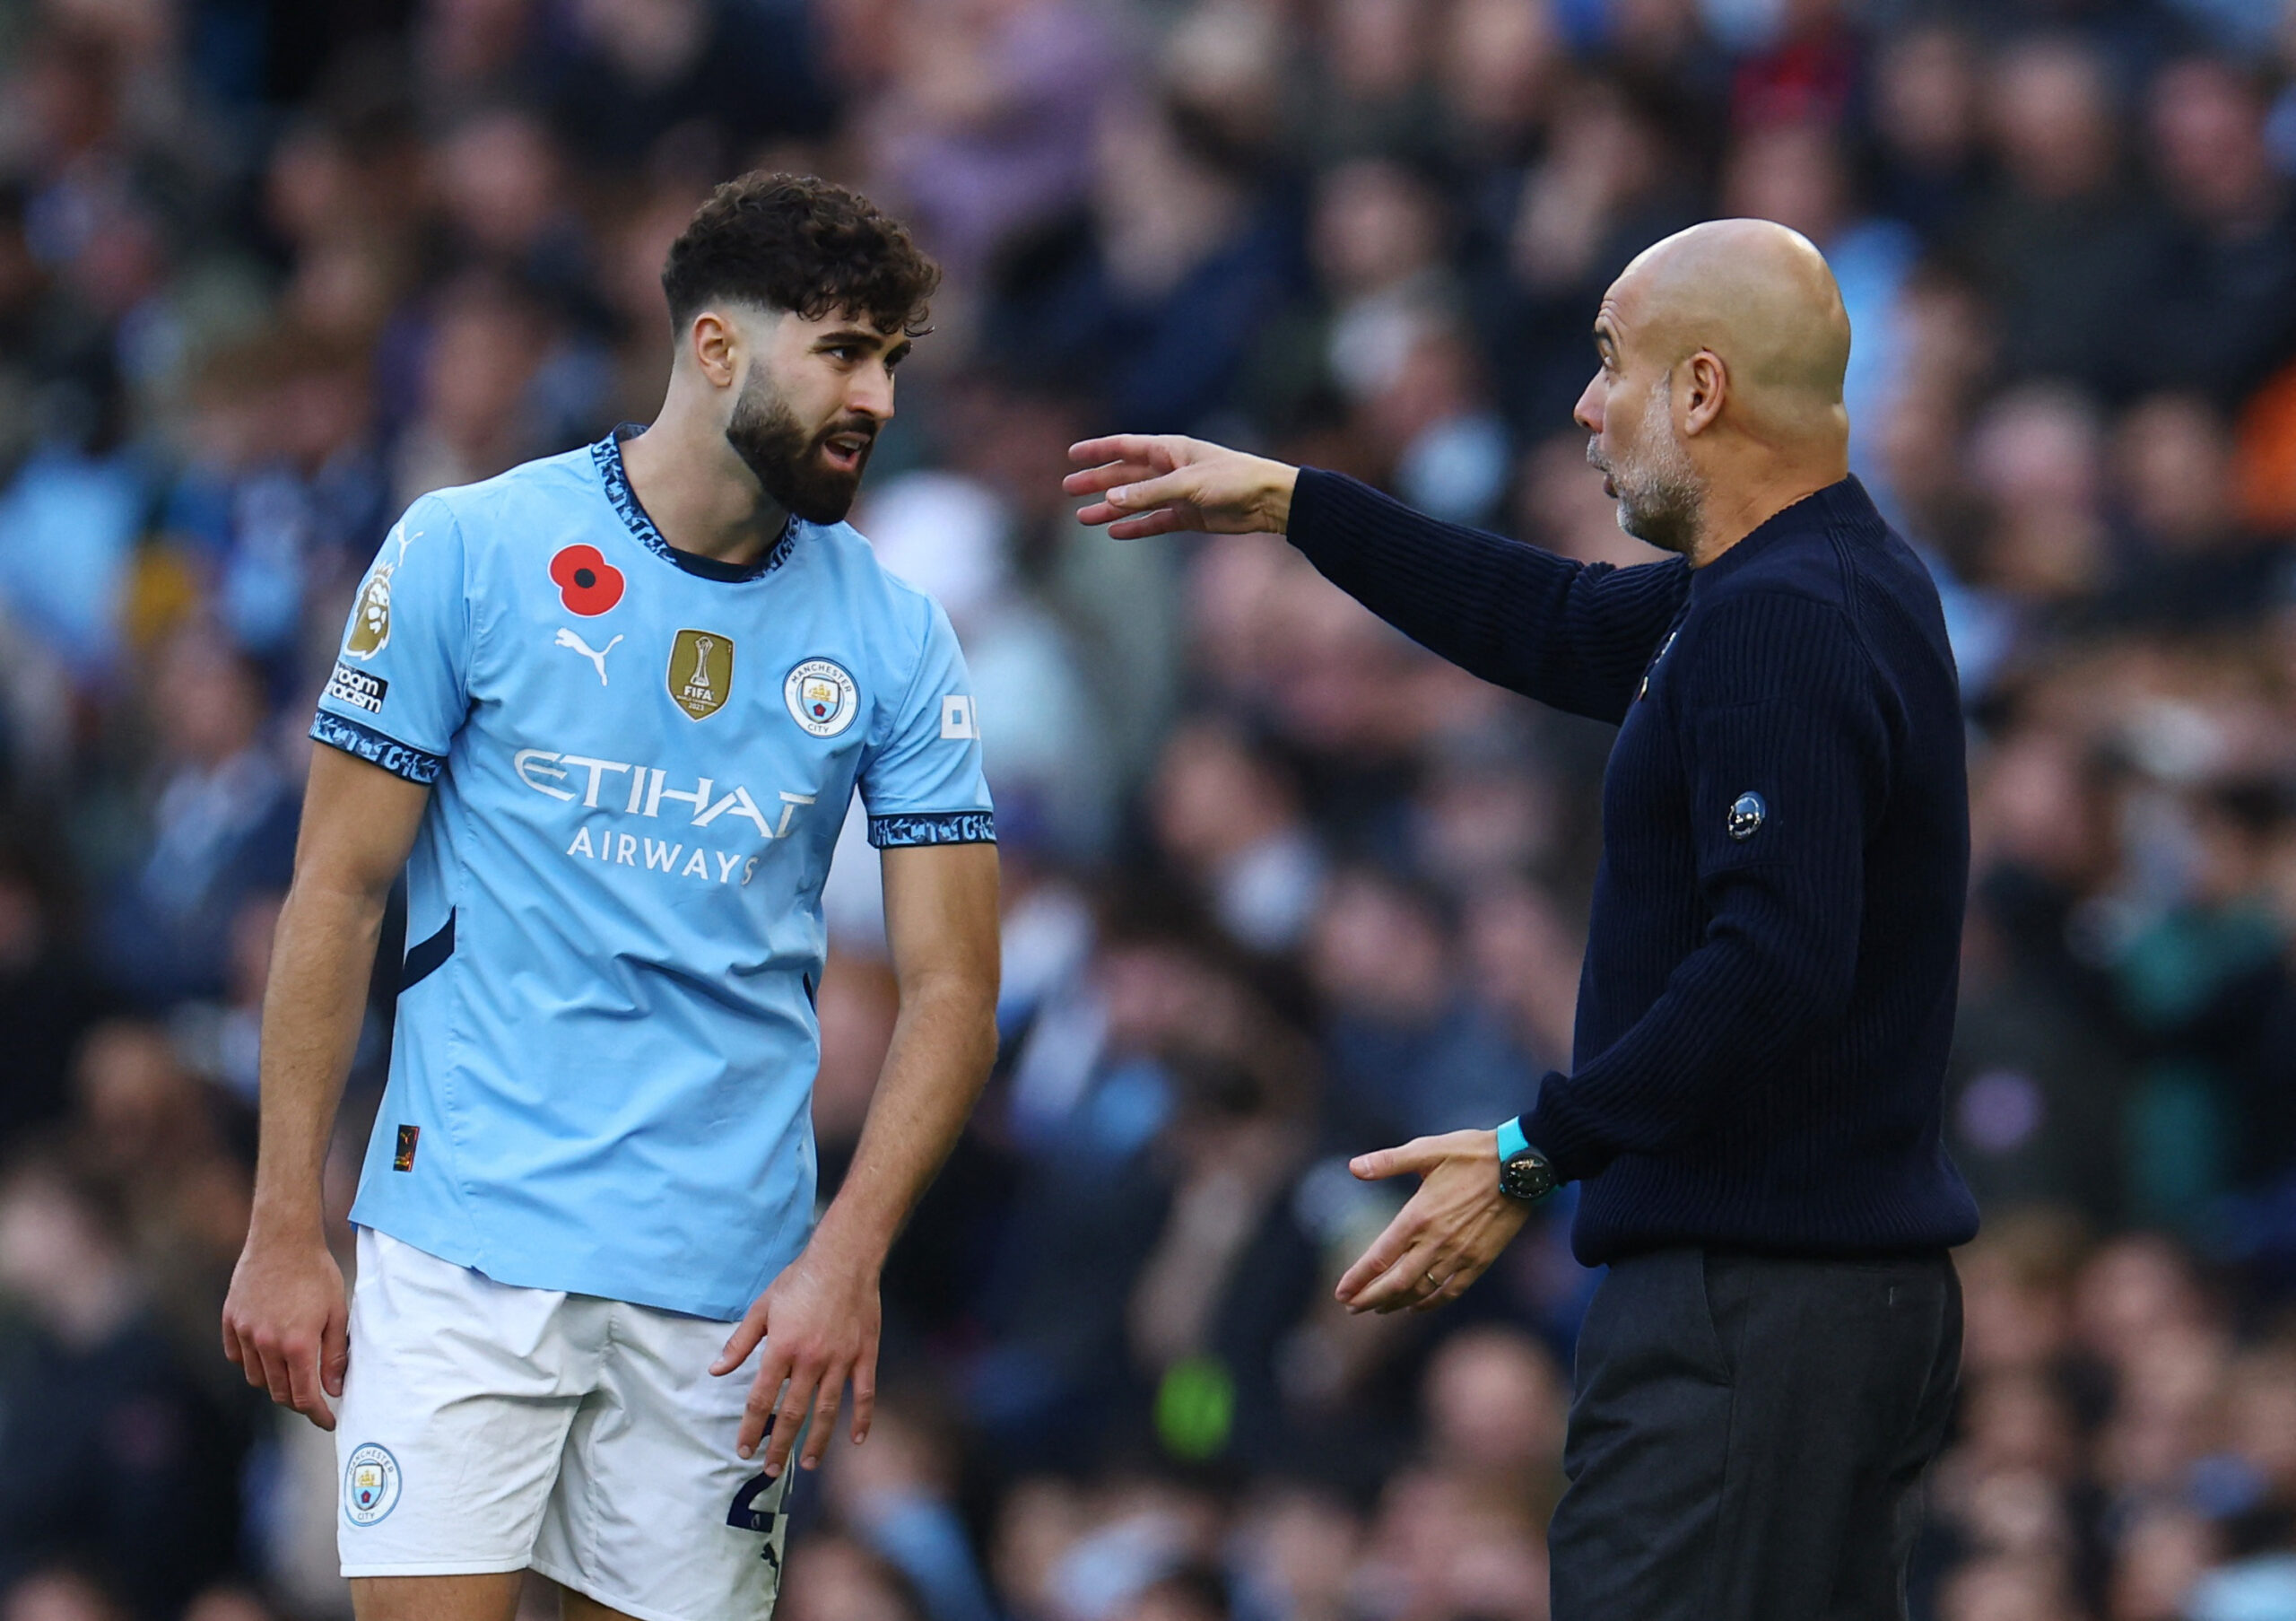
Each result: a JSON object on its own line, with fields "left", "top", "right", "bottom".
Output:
{"left": 97, "top": 626, "right": 297, "bottom": 1007}
{"left": 0, "top": 1154, "right": 242, "bottom": 1612}
{"left": 1965, "top": 34, "right": 2168, "bottom": 397}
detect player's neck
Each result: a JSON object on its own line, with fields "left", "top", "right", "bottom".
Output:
{"left": 617, "top": 413, "right": 793, "bottom": 569}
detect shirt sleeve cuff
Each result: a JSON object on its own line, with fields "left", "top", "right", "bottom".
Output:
{"left": 312, "top": 710, "right": 447, "bottom": 785}
{"left": 1283, "top": 466, "right": 1350, "bottom": 565}
{"left": 866, "top": 811, "right": 996, "bottom": 849}
{"left": 1520, "top": 1075, "right": 1605, "bottom": 1185}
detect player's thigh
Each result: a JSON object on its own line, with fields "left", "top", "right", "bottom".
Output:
{"left": 337, "top": 1229, "right": 590, "bottom": 1576}
{"left": 531, "top": 1300, "right": 796, "bottom": 1618}
{"left": 352, "top": 1573, "right": 525, "bottom": 1621}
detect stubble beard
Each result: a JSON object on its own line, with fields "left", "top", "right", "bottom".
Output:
{"left": 1599, "top": 379, "right": 1705, "bottom": 556}
{"left": 724, "top": 365, "right": 874, "bottom": 526}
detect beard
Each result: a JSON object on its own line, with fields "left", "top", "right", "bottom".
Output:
{"left": 1593, "top": 378, "right": 1704, "bottom": 554}
{"left": 725, "top": 367, "right": 875, "bottom": 525}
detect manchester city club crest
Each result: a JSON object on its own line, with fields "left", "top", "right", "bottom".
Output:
{"left": 343, "top": 1442, "right": 402, "bottom": 1527}
{"left": 783, "top": 658, "right": 858, "bottom": 738}
{"left": 667, "top": 628, "right": 735, "bottom": 720}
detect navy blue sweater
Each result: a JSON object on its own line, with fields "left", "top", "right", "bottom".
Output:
{"left": 1287, "top": 470, "right": 1980, "bottom": 1264}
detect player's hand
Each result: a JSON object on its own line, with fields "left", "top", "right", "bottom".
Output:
{"left": 1065, "top": 435, "right": 1300, "bottom": 539}
{"left": 1335, "top": 1129, "right": 1533, "bottom": 1315}
{"left": 221, "top": 1224, "right": 351, "bottom": 1430}
{"left": 714, "top": 1242, "right": 881, "bottom": 1477}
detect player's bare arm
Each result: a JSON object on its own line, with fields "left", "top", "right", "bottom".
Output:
{"left": 714, "top": 840, "right": 999, "bottom": 1476}
{"left": 222, "top": 745, "right": 429, "bottom": 1430}
{"left": 1065, "top": 435, "right": 1300, "bottom": 538}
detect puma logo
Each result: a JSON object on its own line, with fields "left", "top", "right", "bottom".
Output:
{"left": 554, "top": 627, "right": 623, "bottom": 686}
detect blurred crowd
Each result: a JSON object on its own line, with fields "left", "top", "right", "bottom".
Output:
{"left": 0, "top": 0, "right": 2292, "bottom": 1617}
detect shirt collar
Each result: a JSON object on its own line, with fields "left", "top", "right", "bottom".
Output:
{"left": 1692, "top": 475, "right": 1883, "bottom": 589}
{"left": 591, "top": 423, "right": 799, "bottom": 583}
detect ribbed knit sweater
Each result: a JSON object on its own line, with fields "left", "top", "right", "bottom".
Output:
{"left": 1287, "top": 469, "right": 1981, "bottom": 1263}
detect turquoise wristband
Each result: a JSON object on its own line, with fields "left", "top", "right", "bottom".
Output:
{"left": 1495, "top": 1116, "right": 1530, "bottom": 1163}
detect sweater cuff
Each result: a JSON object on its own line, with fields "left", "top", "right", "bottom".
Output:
{"left": 1283, "top": 466, "right": 1375, "bottom": 571}
{"left": 1520, "top": 1074, "right": 1612, "bottom": 1185}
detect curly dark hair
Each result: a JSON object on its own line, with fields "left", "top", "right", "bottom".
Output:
{"left": 660, "top": 172, "right": 939, "bottom": 337}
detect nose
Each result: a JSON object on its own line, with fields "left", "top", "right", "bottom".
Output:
{"left": 848, "top": 364, "right": 896, "bottom": 423}
{"left": 1573, "top": 372, "right": 1605, "bottom": 436}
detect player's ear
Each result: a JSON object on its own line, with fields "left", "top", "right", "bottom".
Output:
{"left": 687, "top": 310, "right": 741, "bottom": 389}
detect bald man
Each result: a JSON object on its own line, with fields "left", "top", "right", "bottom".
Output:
{"left": 1068, "top": 220, "right": 1978, "bottom": 1619}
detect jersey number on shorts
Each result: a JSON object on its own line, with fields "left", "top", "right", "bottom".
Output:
{"left": 726, "top": 1471, "right": 783, "bottom": 1568}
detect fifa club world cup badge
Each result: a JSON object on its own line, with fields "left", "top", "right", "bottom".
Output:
{"left": 784, "top": 658, "right": 858, "bottom": 738}
{"left": 343, "top": 1442, "right": 402, "bottom": 1527}
{"left": 667, "top": 629, "right": 735, "bottom": 720}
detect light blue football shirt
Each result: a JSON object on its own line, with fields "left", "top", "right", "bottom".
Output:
{"left": 313, "top": 427, "right": 994, "bottom": 1320}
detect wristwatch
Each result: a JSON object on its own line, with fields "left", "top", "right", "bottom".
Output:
{"left": 1495, "top": 1116, "right": 1558, "bottom": 1203}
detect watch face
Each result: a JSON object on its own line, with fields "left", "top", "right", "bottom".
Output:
{"left": 1501, "top": 1154, "right": 1555, "bottom": 1201}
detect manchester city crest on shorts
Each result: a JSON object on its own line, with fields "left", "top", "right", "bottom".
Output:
{"left": 343, "top": 1442, "right": 402, "bottom": 1526}
{"left": 667, "top": 629, "right": 735, "bottom": 720}
{"left": 784, "top": 658, "right": 858, "bottom": 738}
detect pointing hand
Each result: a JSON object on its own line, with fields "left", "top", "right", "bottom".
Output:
{"left": 1064, "top": 435, "right": 1300, "bottom": 539}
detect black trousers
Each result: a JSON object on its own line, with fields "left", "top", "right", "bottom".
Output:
{"left": 1548, "top": 1248, "right": 1961, "bottom": 1621}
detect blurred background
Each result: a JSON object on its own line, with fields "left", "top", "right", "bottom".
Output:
{"left": 0, "top": 0, "right": 2290, "bottom": 1617}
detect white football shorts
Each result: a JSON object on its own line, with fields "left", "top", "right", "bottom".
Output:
{"left": 335, "top": 1228, "right": 795, "bottom": 1620}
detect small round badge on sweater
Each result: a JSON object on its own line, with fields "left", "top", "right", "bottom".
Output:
{"left": 1727, "top": 792, "right": 1766, "bottom": 841}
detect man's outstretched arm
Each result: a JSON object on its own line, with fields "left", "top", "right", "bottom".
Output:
{"left": 222, "top": 745, "right": 430, "bottom": 1429}
{"left": 716, "top": 840, "right": 1000, "bottom": 1477}
{"left": 1065, "top": 434, "right": 1688, "bottom": 722}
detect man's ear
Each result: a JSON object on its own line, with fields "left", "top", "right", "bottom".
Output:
{"left": 1679, "top": 349, "right": 1728, "bottom": 438}
{"left": 687, "top": 311, "right": 741, "bottom": 389}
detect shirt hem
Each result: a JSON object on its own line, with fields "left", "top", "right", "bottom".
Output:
{"left": 351, "top": 1217, "right": 770, "bottom": 1323}
{"left": 1569, "top": 1207, "right": 1983, "bottom": 1269}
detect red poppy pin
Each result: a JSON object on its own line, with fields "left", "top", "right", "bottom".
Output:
{"left": 550, "top": 545, "right": 624, "bottom": 615}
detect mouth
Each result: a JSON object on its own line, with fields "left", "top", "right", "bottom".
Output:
{"left": 1586, "top": 438, "right": 1614, "bottom": 498}
{"left": 818, "top": 429, "right": 874, "bottom": 475}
